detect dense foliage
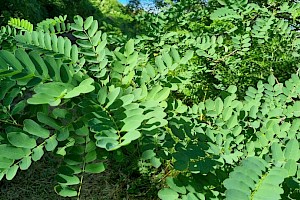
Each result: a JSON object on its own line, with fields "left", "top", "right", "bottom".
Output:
{"left": 133, "top": 0, "right": 300, "bottom": 101}
{"left": 0, "top": 0, "right": 299, "bottom": 199}
{"left": 0, "top": 0, "right": 130, "bottom": 31}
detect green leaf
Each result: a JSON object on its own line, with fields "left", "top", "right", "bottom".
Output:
{"left": 6, "top": 165, "right": 19, "bottom": 180}
{"left": 268, "top": 74, "right": 276, "bottom": 86}
{"left": 85, "top": 162, "right": 105, "bottom": 173}
{"left": 92, "top": 31, "right": 102, "bottom": 46}
{"left": 121, "top": 130, "right": 141, "bottom": 144}
{"left": 106, "top": 87, "right": 121, "bottom": 108}
{"left": 227, "top": 85, "right": 237, "bottom": 94}
{"left": 84, "top": 16, "right": 94, "bottom": 30}
{"left": 125, "top": 39, "right": 134, "bottom": 55}
{"left": 0, "top": 145, "right": 27, "bottom": 159}
{"left": 7, "top": 132, "right": 36, "bottom": 149}
{"left": 23, "top": 119, "right": 50, "bottom": 138}
{"left": 55, "top": 186, "right": 77, "bottom": 197}
{"left": 142, "top": 150, "right": 156, "bottom": 160}
{"left": 158, "top": 188, "right": 179, "bottom": 200}
{"left": 57, "top": 174, "right": 80, "bottom": 185}
{"left": 174, "top": 160, "right": 188, "bottom": 171}
{"left": 154, "top": 88, "right": 170, "bottom": 102}
{"left": 170, "top": 47, "right": 180, "bottom": 62}
{"left": 222, "top": 107, "right": 233, "bottom": 121}
{"left": 0, "top": 157, "right": 14, "bottom": 168}
{"left": 0, "top": 50, "right": 23, "bottom": 71}
{"left": 19, "top": 156, "right": 32, "bottom": 170}
{"left": 166, "top": 177, "right": 186, "bottom": 194}
{"left": 11, "top": 100, "right": 26, "bottom": 115}
{"left": 32, "top": 146, "right": 44, "bottom": 161}
{"left": 284, "top": 159, "right": 297, "bottom": 176}
{"left": 45, "top": 136, "right": 58, "bottom": 151}
{"left": 162, "top": 52, "right": 172, "bottom": 68}
{"left": 227, "top": 113, "right": 238, "bottom": 129}
{"left": 97, "top": 86, "right": 107, "bottom": 104}
{"left": 57, "top": 36, "right": 65, "bottom": 54}
{"left": 180, "top": 50, "right": 194, "bottom": 64}
{"left": 121, "top": 115, "right": 144, "bottom": 132}
{"left": 71, "top": 45, "right": 78, "bottom": 63}
{"left": 15, "top": 49, "right": 35, "bottom": 74}
{"left": 88, "top": 20, "right": 98, "bottom": 37}
{"left": 64, "top": 78, "right": 95, "bottom": 98}
{"left": 150, "top": 157, "right": 162, "bottom": 168}
{"left": 37, "top": 112, "right": 61, "bottom": 130}
{"left": 85, "top": 151, "right": 97, "bottom": 163}
{"left": 215, "top": 97, "right": 224, "bottom": 115}
{"left": 74, "top": 15, "right": 84, "bottom": 26}
{"left": 53, "top": 108, "right": 68, "bottom": 119}
{"left": 0, "top": 172, "right": 3, "bottom": 181}
{"left": 284, "top": 139, "right": 299, "bottom": 161}
{"left": 271, "top": 143, "right": 285, "bottom": 163}
{"left": 225, "top": 189, "right": 248, "bottom": 200}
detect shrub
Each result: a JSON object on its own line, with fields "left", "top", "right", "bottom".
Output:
{"left": 132, "top": 0, "right": 300, "bottom": 101}
{"left": 0, "top": 13, "right": 299, "bottom": 200}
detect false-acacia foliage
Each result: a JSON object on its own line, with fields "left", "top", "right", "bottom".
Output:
{"left": 133, "top": 0, "right": 300, "bottom": 102}
{"left": 0, "top": 14, "right": 299, "bottom": 200}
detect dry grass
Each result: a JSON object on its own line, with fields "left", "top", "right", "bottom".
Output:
{"left": 0, "top": 153, "right": 160, "bottom": 200}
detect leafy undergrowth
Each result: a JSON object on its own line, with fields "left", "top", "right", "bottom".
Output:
{"left": 0, "top": 153, "right": 159, "bottom": 200}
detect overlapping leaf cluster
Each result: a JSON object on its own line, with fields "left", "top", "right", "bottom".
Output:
{"left": 0, "top": 2, "right": 299, "bottom": 199}
{"left": 0, "top": 15, "right": 187, "bottom": 198}
{"left": 155, "top": 74, "right": 300, "bottom": 199}
{"left": 133, "top": 0, "right": 300, "bottom": 102}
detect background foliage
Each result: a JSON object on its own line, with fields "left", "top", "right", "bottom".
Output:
{"left": 0, "top": 0, "right": 299, "bottom": 199}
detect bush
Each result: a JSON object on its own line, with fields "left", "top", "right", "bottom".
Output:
{"left": 0, "top": 3, "right": 299, "bottom": 200}
{"left": 132, "top": 0, "right": 300, "bottom": 101}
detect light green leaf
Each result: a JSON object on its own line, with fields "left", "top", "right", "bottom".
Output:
{"left": 85, "top": 162, "right": 105, "bottom": 173}
{"left": 166, "top": 177, "right": 186, "bottom": 194}
{"left": 158, "top": 188, "right": 179, "bottom": 200}
{"left": 223, "top": 107, "right": 233, "bottom": 121}
{"left": 227, "top": 85, "right": 237, "bottom": 94}
{"left": 23, "top": 119, "right": 50, "bottom": 138}
{"left": 284, "top": 159, "right": 297, "bottom": 176}
{"left": 142, "top": 150, "right": 155, "bottom": 160}
{"left": 121, "top": 115, "right": 145, "bottom": 132}
{"left": 125, "top": 39, "right": 134, "bottom": 55}
{"left": 55, "top": 186, "right": 77, "bottom": 197}
{"left": 7, "top": 132, "right": 36, "bottom": 149}
{"left": 180, "top": 50, "right": 194, "bottom": 64}
{"left": 6, "top": 165, "right": 19, "bottom": 180}
{"left": 45, "top": 136, "right": 58, "bottom": 151}
{"left": 71, "top": 45, "right": 78, "bottom": 63}
{"left": 19, "top": 156, "right": 32, "bottom": 170}
{"left": 150, "top": 157, "right": 161, "bottom": 168}
{"left": 215, "top": 97, "right": 224, "bottom": 115}
{"left": 284, "top": 139, "right": 299, "bottom": 161}
{"left": 271, "top": 143, "right": 285, "bottom": 163}
{"left": 74, "top": 15, "right": 84, "bottom": 26}
{"left": 170, "top": 47, "right": 180, "bottom": 62}
{"left": 154, "top": 88, "right": 170, "bottom": 102}
{"left": 84, "top": 16, "right": 94, "bottom": 30}
{"left": 121, "top": 130, "right": 141, "bottom": 143}
{"left": 64, "top": 79, "right": 95, "bottom": 99}
{"left": 97, "top": 86, "right": 107, "bottom": 104}
{"left": 37, "top": 112, "right": 61, "bottom": 130}
{"left": 32, "top": 146, "right": 44, "bottom": 161}
{"left": 0, "top": 145, "right": 27, "bottom": 159}
{"left": 0, "top": 157, "right": 14, "bottom": 168}
{"left": 88, "top": 20, "right": 98, "bottom": 37}
{"left": 57, "top": 174, "right": 80, "bottom": 185}
{"left": 106, "top": 87, "right": 121, "bottom": 108}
